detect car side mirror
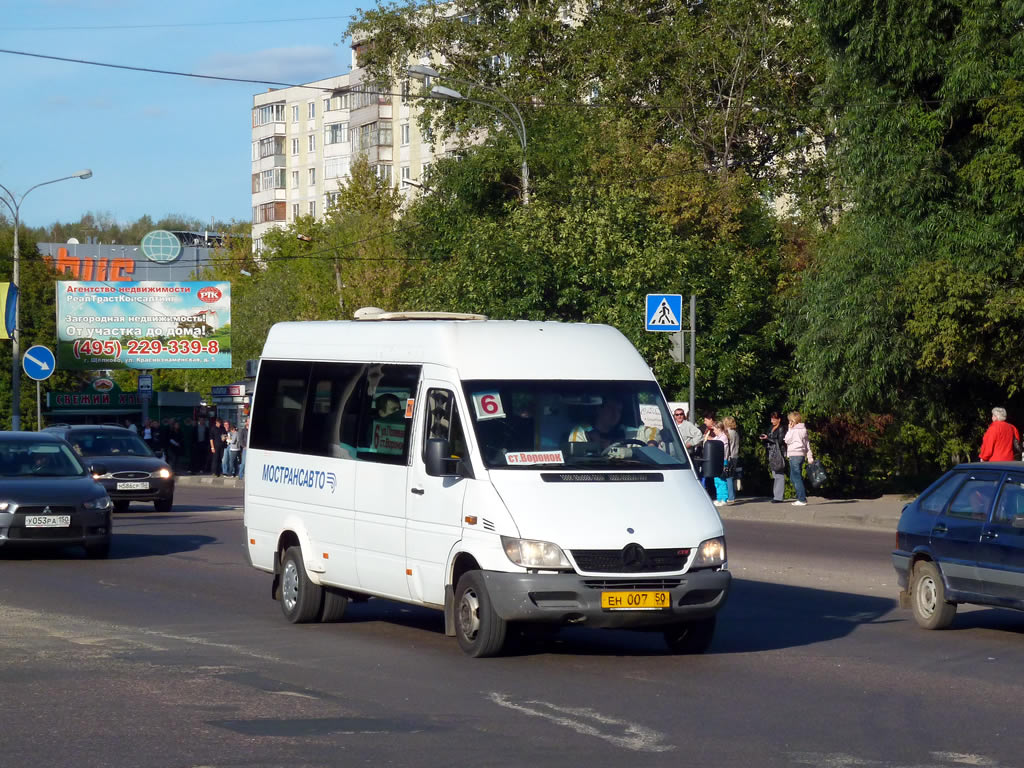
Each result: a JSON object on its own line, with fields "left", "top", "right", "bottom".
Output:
{"left": 425, "top": 438, "right": 469, "bottom": 478}
{"left": 90, "top": 464, "right": 108, "bottom": 477}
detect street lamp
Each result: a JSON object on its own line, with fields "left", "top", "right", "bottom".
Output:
{"left": 0, "top": 169, "right": 93, "bottom": 430}
{"left": 406, "top": 65, "right": 529, "bottom": 204}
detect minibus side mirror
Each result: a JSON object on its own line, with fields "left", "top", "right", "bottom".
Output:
{"left": 425, "top": 438, "right": 470, "bottom": 478}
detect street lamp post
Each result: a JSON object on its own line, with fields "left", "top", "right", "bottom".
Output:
{"left": 406, "top": 65, "right": 529, "bottom": 204}
{"left": 0, "top": 169, "right": 93, "bottom": 430}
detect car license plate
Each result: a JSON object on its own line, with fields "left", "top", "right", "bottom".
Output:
{"left": 116, "top": 481, "right": 149, "bottom": 490}
{"left": 25, "top": 515, "right": 71, "bottom": 528}
{"left": 601, "top": 591, "right": 670, "bottom": 610}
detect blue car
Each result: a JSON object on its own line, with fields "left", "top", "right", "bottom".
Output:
{"left": 893, "top": 462, "right": 1024, "bottom": 629}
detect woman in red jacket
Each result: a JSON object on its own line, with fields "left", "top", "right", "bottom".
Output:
{"left": 979, "top": 407, "right": 1020, "bottom": 462}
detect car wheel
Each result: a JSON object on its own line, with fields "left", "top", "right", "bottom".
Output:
{"left": 113, "top": 500, "right": 130, "bottom": 514}
{"left": 663, "top": 616, "right": 716, "bottom": 654}
{"left": 911, "top": 560, "right": 957, "bottom": 630}
{"left": 85, "top": 537, "right": 111, "bottom": 559}
{"left": 319, "top": 587, "right": 349, "bottom": 622}
{"left": 154, "top": 496, "right": 173, "bottom": 513}
{"left": 280, "top": 546, "right": 321, "bottom": 624}
{"left": 454, "top": 571, "right": 507, "bottom": 658}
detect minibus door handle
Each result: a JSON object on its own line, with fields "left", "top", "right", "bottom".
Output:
{"left": 410, "top": 487, "right": 425, "bottom": 496}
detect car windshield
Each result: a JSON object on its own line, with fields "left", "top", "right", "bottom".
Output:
{"left": 66, "top": 431, "right": 154, "bottom": 458}
{"left": 0, "top": 442, "right": 86, "bottom": 477}
{"left": 462, "top": 380, "right": 689, "bottom": 470}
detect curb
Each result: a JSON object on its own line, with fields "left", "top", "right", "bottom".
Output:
{"left": 716, "top": 495, "right": 909, "bottom": 532}
{"left": 176, "top": 475, "right": 244, "bottom": 489}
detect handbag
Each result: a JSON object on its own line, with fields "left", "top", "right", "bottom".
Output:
{"left": 768, "top": 442, "right": 786, "bottom": 473}
{"left": 807, "top": 461, "right": 827, "bottom": 488}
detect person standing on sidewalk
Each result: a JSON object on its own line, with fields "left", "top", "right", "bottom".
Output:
{"left": 237, "top": 418, "right": 249, "bottom": 479}
{"left": 209, "top": 417, "right": 225, "bottom": 477}
{"left": 226, "top": 422, "right": 241, "bottom": 476}
{"left": 979, "top": 407, "right": 1020, "bottom": 462}
{"left": 784, "top": 411, "right": 814, "bottom": 506}
{"left": 759, "top": 411, "right": 788, "bottom": 503}
{"left": 722, "top": 416, "right": 740, "bottom": 504}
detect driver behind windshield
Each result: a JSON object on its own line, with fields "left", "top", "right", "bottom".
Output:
{"left": 568, "top": 398, "right": 629, "bottom": 450}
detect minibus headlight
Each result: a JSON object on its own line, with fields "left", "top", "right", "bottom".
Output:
{"left": 692, "top": 537, "right": 726, "bottom": 568}
{"left": 501, "top": 536, "right": 572, "bottom": 570}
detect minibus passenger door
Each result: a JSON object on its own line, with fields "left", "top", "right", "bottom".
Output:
{"left": 406, "top": 385, "right": 471, "bottom": 605}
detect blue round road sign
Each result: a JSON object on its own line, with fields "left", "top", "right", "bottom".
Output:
{"left": 23, "top": 345, "right": 56, "bottom": 381}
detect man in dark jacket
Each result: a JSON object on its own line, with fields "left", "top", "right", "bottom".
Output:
{"left": 209, "top": 417, "right": 225, "bottom": 476}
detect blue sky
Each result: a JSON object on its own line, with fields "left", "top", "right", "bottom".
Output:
{"left": 0, "top": 0, "right": 363, "bottom": 230}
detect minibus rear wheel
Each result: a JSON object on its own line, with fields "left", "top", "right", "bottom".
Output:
{"left": 280, "top": 546, "right": 322, "bottom": 624}
{"left": 663, "top": 617, "right": 716, "bottom": 654}
{"left": 455, "top": 571, "right": 507, "bottom": 658}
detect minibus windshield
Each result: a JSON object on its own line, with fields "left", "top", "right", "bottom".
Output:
{"left": 462, "top": 380, "right": 689, "bottom": 470}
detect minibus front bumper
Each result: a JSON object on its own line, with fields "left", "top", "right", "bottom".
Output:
{"left": 480, "top": 569, "right": 731, "bottom": 629}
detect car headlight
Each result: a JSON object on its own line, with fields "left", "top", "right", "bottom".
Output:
{"left": 691, "top": 537, "right": 726, "bottom": 568}
{"left": 501, "top": 536, "right": 572, "bottom": 570}
{"left": 155, "top": 468, "right": 172, "bottom": 479}
{"left": 0, "top": 501, "right": 12, "bottom": 512}
{"left": 84, "top": 496, "right": 113, "bottom": 511}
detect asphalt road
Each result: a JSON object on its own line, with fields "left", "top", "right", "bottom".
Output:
{"left": 1, "top": 486, "right": 1023, "bottom": 768}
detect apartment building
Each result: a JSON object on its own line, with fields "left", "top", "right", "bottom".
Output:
{"left": 251, "top": 58, "right": 438, "bottom": 251}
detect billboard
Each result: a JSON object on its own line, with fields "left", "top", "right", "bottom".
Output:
{"left": 56, "top": 281, "right": 231, "bottom": 370}
{"left": 0, "top": 282, "right": 16, "bottom": 340}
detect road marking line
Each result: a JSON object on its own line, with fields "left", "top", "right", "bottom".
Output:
{"left": 487, "top": 692, "right": 674, "bottom": 753}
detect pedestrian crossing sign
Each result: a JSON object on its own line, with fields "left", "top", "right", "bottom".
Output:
{"left": 645, "top": 294, "right": 683, "bottom": 332}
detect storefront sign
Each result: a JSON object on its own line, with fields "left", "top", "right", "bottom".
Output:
{"left": 56, "top": 281, "right": 231, "bottom": 370}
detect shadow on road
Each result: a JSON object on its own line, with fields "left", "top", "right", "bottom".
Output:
{"left": 319, "top": 576, "right": 898, "bottom": 657}
{"left": 0, "top": 533, "right": 217, "bottom": 561}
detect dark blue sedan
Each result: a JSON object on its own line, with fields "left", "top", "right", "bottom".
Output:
{"left": 893, "top": 462, "right": 1024, "bottom": 629}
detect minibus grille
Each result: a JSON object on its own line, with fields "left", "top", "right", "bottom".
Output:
{"left": 582, "top": 579, "right": 683, "bottom": 590}
{"left": 571, "top": 547, "right": 690, "bottom": 573}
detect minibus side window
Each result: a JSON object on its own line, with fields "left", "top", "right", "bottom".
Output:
{"left": 423, "top": 389, "right": 468, "bottom": 461}
{"left": 301, "top": 361, "right": 363, "bottom": 459}
{"left": 355, "top": 364, "right": 420, "bottom": 465}
{"left": 250, "top": 360, "right": 312, "bottom": 454}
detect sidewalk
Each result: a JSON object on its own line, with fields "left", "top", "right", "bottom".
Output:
{"left": 716, "top": 494, "right": 911, "bottom": 532}
{"left": 175, "top": 472, "right": 909, "bottom": 532}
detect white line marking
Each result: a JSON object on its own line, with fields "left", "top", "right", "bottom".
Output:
{"left": 487, "top": 692, "right": 674, "bottom": 753}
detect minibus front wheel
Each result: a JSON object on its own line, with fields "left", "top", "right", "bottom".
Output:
{"left": 280, "top": 546, "right": 322, "bottom": 624}
{"left": 455, "top": 571, "right": 507, "bottom": 658}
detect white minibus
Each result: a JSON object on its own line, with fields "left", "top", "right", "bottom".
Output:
{"left": 243, "top": 310, "right": 730, "bottom": 657}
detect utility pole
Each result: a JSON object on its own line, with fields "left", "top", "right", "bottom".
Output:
{"left": 688, "top": 295, "right": 696, "bottom": 424}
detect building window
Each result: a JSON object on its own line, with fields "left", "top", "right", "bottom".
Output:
{"left": 257, "top": 136, "right": 285, "bottom": 159}
{"left": 292, "top": 105, "right": 299, "bottom": 122}
{"left": 323, "top": 98, "right": 330, "bottom": 113}
{"left": 308, "top": 102, "right": 316, "bottom": 119}
{"left": 326, "top": 191, "right": 340, "bottom": 210}
{"left": 372, "top": 164, "right": 393, "bottom": 185}
{"left": 325, "top": 157, "right": 349, "bottom": 180}
{"left": 292, "top": 203, "right": 299, "bottom": 220}
{"left": 291, "top": 138, "right": 299, "bottom": 156}
{"left": 308, "top": 168, "right": 316, "bottom": 185}
{"left": 356, "top": 121, "right": 393, "bottom": 151}
{"left": 260, "top": 168, "right": 285, "bottom": 190}
{"left": 309, "top": 200, "right": 316, "bottom": 217}
{"left": 291, "top": 170, "right": 299, "bottom": 188}
{"left": 254, "top": 201, "right": 287, "bottom": 224}
{"left": 252, "top": 103, "right": 285, "bottom": 127}
{"left": 401, "top": 123, "right": 410, "bottom": 145}
{"left": 401, "top": 79, "right": 410, "bottom": 104}
{"left": 401, "top": 166, "right": 411, "bottom": 182}
{"left": 422, "top": 162, "right": 431, "bottom": 178}
{"left": 308, "top": 134, "right": 316, "bottom": 152}
{"left": 325, "top": 122, "right": 349, "bottom": 145}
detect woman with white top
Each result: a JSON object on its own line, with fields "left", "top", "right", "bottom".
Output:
{"left": 783, "top": 411, "right": 814, "bottom": 506}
